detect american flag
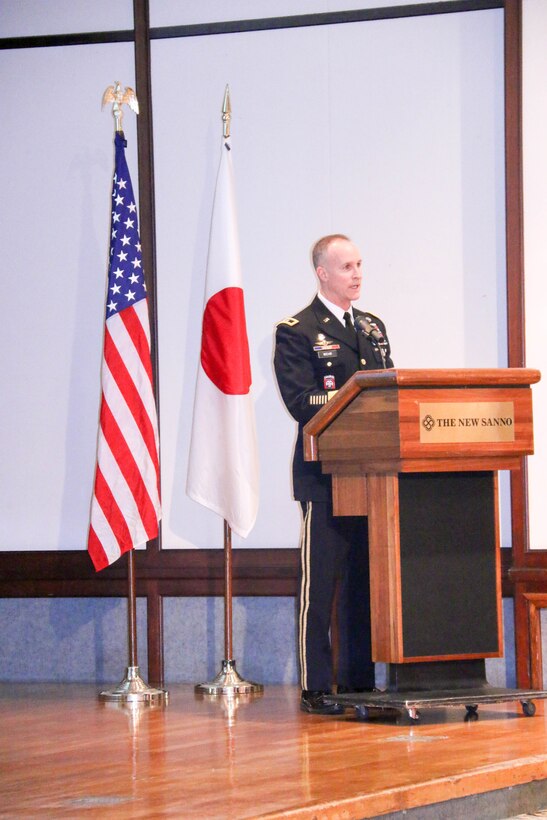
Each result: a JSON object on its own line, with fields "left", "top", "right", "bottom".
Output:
{"left": 88, "top": 132, "right": 161, "bottom": 571}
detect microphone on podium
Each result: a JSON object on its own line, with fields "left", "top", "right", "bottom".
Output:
{"left": 354, "top": 314, "right": 385, "bottom": 344}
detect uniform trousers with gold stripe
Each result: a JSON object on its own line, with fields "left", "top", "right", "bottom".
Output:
{"left": 298, "top": 497, "right": 374, "bottom": 693}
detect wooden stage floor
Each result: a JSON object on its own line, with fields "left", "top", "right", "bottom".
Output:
{"left": 1, "top": 683, "right": 546, "bottom": 819}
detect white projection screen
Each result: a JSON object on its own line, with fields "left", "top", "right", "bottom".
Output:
{"left": 151, "top": 8, "right": 508, "bottom": 549}
{"left": 0, "top": 6, "right": 510, "bottom": 553}
{"left": 523, "top": 0, "right": 547, "bottom": 551}
{"left": 0, "top": 40, "right": 138, "bottom": 552}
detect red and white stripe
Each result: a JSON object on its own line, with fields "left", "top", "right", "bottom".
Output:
{"left": 88, "top": 299, "right": 161, "bottom": 570}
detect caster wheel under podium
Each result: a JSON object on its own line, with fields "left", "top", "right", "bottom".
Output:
{"left": 521, "top": 700, "right": 536, "bottom": 717}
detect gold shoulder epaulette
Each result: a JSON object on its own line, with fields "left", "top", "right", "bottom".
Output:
{"left": 277, "top": 316, "right": 299, "bottom": 327}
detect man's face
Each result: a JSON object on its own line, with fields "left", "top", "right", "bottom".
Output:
{"left": 317, "top": 239, "right": 362, "bottom": 310}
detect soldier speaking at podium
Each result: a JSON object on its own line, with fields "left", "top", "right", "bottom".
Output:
{"left": 274, "top": 234, "right": 393, "bottom": 715}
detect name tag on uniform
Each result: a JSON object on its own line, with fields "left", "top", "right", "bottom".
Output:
{"left": 317, "top": 349, "right": 338, "bottom": 359}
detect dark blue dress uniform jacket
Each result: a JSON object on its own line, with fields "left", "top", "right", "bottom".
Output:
{"left": 274, "top": 296, "right": 393, "bottom": 502}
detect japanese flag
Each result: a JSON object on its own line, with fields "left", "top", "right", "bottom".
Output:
{"left": 186, "top": 139, "right": 259, "bottom": 537}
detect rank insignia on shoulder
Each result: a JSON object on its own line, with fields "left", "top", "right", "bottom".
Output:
{"left": 277, "top": 316, "right": 299, "bottom": 327}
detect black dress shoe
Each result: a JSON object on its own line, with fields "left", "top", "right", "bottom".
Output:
{"left": 300, "top": 690, "right": 344, "bottom": 715}
{"left": 337, "top": 685, "right": 379, "bottom": 694}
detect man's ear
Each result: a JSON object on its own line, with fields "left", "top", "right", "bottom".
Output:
{"left": 316, "top": 265, "right": 327, "bottom": 283}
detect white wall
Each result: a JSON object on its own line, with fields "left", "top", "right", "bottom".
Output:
{"left": 0, "top": 0, "right": 133, "bottom": 36}
{"left": 0, "top": 3, "right": 508, "bottom": 552}
{"left": 0, "top": 41, "right": 137, "bottom": 550}
{"left": 149, "top": 0, "right": 457, "bottom": 27}
{"left": 523, "top": 0, "right": 547, "bottom": 550}
{"left": 152, "top": 8, "right": 506, "bottom": 549}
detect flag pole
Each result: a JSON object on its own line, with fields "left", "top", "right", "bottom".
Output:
{"left": 224, "top": 520, "right": 233, "bottom": 661}
{"left": 100, "top": 549, "right": 166, "bottom": 703}
{"left": 195, "top": 519, "right": 262, "bottom": 695}
{"left": 194, "top": 87, "right": 262, "bottom": 697}
{"left": 97, "top": 82, "right": 167, "bottom": 704}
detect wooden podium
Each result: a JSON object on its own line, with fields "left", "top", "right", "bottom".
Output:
{"left": 303, "top": 368, "right": 547, "bottom": 720}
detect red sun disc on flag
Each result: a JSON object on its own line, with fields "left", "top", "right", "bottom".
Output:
{"left": 201, "top": 286, "right": 252, "bottom": 395}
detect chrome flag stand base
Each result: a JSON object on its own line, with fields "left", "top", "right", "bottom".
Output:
{"left": 99, "top": 665, "right": 168, "bottom": 704}
{"left": 195, "top": 659, "right": 263, "bottom": 696}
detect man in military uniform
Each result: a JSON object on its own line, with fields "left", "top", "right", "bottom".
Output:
{"left": 274, "top": 234, "right": 393, "bottom": 714}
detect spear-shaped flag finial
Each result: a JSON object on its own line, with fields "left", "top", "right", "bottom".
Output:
{"left": 222, "top": 85, "right": 232, "bottom": 139}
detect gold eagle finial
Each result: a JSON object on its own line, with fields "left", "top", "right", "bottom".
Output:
{"left": 101, "top": 81, "right": 139, "bottom": 132}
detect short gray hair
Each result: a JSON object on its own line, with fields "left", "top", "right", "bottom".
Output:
{"left": 311, "top": 234, "right": 350, "bottom": 270}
